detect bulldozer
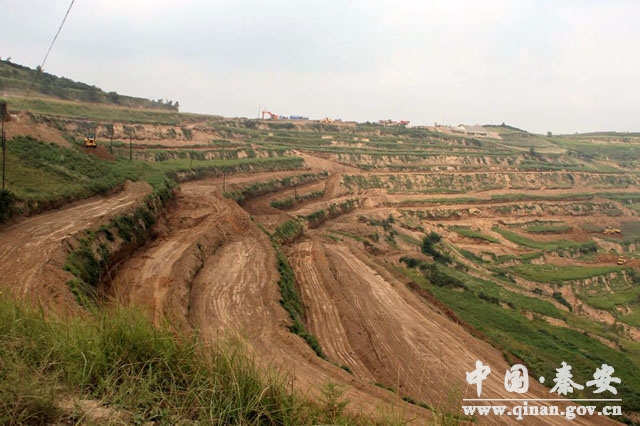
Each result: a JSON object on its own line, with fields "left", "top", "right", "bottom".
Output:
{"left": 84, "top": 132, "right": 97, "bottom": 148}
{"left": 603, "top": 226, "right": 622, "bottom": 235}
{"left": 617, "top": 255, "right": 627, "bottom": 266}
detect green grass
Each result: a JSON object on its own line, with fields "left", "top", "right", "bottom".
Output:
{"left": 271, "top": 190, "right": 324, "bottom": 209}
{"left": 331, "top": 230, "right": 368, "bottom": 243}
{"left": 551, "top": 137, "right": 640, "bottom": 162}
{"left": 0, "top": 59, "right": 181, "bottom": 112}
{"left": 4, "top": 136, "right": 157, "bottom": 201}
{"left": 305, "top": 199, "right": 360, "bottom": 228}
{"left": 581, "top": 286, "right": 640, "bottom": 311}
{"left": 524, "top": 224, "right": 572, "bottom": 234}
{"left": 449, "top": 226, "right": 500, "bottom": 243}
{"left": 509, "top": 264, "right": 623, "bottom": 283}
{"left": 493, "top": 227, "right": 596, "bottom": 252}
{"left": 432, "top": 265, "right": 565, "bottom": 319}
{"left": 619, "top": 310, "right": 640, "bottom": 327}
{"left": 396, "top": 231, "right": 422, "bottom": 246}
{"left": 1, "top": 136, "right": 303, "bottom": 221}
{"left": 7, "top": 96, "right": 189, "bottom": 125}
{"left": 397, "top": 260, "right": 640, "bottom": 407}
{"left": 270, "top": 239, "right": 327, "bottom": 360}
{"left": 224, "top": 172, "right": 326, "bottom": 204}
{"left": 273, "top": 220, "right": 304, "bottom": 244}
{"left": 405, "top": 267, "right": 640, "bottom": 414}
{"left": 0, "top": 295, "right": 375, "bottom": 425}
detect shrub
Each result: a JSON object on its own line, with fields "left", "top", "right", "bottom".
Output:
{"left": 0, "top": 189, "right": 16, "bottom": 223}
{"left": 421, "top": 233, "right": 451, "bottom": 264}
{"left": 273, "top": 220, "right": 303, "bottom": 244}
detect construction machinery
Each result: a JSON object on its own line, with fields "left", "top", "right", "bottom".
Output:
{"left": 617, "top": 255, "right": 627, "bottom": 265}
{"left": 261, "top": 110, "right": 279, "bottom": 120}
{"left": 84, "top": 132, "right": 97, "bottom": 148}
{"left": 603, "top": 227, "right": 622, "bottom": 235}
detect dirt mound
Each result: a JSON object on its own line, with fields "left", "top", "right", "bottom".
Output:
{"left": 3, "top": 111, "right": 70, "bottom": 147}
{"left": 83, "top": 145, "right": 115, "bottom": 160}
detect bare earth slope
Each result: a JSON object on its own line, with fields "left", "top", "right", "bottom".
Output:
{"left": 109, "top": 175, "right": 617, "bottom": 425}
{"left": 0, "top": 180, "right": 151, "bottom": 310}
{"left": 109, "top": 178, "right": 445, "bottom": 421}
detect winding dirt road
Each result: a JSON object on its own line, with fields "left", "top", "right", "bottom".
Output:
{"left": 110, "top": 178, "right": 437, "bottom": 421}
{"left": 107, "top": 171, "right": 617, "bottom": 424}
{"left": 0, "top": 149, "right": 625, "bottom": 424}
{"left": 0, "top": 181, "right": 151, "bottom": 310}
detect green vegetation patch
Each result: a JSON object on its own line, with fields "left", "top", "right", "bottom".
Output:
{"left": 427, "top": 283, "right": 640, "bottom": 413}
{"left": 7, "top": 97, "right": 185, "bottom": 125}
{"left": 449, "top": 226, "right": 500, "bottom": 243}
{"left": 305, "top": 198, "right": 360, "bottom": 228}
{"left": 493, "top": 226, "right": 597, "bottom": 253}
{"left": 0, "top": 295, "right": 373, "bottom": 425}
{"left": 1, "top": 137, "right": 304, "bottom": 222}
{"left": 273, "top": 220, "right": 304, "bottom": 244}
{"left": 270, "top": 240, "right": 326, "bottom": 360}
{"left": 581, "top": 286, "right": 640, "bottom": 311}
{"left": 509, "top": 264, "right": 623, "bottom": 284}
{"left": 224, "top": 171, "right": 326, "bottom": 204}
{"left": 271, "top": 190, "right": 324, "bottom": 209}
{"left": 4, "top": 136, "right": 147, "bottom": 202}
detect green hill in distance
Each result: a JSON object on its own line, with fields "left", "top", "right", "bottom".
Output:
{"left": 0, "top": 58, "right": 178, "bottom": 111}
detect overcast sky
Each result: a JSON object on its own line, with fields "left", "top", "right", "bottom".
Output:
{"left": 2, "top": 0, "right": 639, "bottom": 134}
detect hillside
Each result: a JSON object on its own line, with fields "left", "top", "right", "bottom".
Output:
{"left": 0, "top": 58, "right": 178, "bottom": 110}
{"left": 1, "top": 62, "right": 639, "bottom": 424}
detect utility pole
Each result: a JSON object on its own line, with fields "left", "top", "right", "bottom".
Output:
{"left": 1, "top": 101, "right": 10, "bottom": 190}
{"left": 110, "top": 122, "right": 114, "bottom": 154}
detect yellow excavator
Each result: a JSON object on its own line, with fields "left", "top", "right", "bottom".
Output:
{"left": 603, "top": 226, "right": 622, "bottom": 235}
{"left": 84, "top": 132, "right": 97, "bottom": 148}
{"left": 617, "top": 255, "right": 627, "bottom": 266}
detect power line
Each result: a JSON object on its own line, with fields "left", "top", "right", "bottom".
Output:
{"left": 26, "top": 0, "right": 76, "bottom": 97}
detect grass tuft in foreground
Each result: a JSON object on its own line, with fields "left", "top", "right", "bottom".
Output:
{"left": 0, "top": 295, "right": 381, "bottom": 425}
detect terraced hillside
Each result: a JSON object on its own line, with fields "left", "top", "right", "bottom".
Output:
{"left": 1, "top": 88, "right": 640, "bottom": 424}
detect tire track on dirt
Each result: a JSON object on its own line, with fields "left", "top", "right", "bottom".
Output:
{"left": 290, "top": 238, "right": 617, "bottom": 425}
{"left": 111, "top": 178, "right": 447, "bottom": 422}
{"left": 113, "top": 182, "right": 238, "bottom": 327}
{"left": 0, "top": 181, "right": 152, "bottom": 309}
{"left": 289, "top": 241, "right": 372, "bottom": 379}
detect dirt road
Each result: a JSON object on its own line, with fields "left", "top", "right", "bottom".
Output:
{"left": 110, "top": 178, "right": 437, "bottom": 421}
{"left": 288, "top": 238, "right": 617, "bottom": 425}
{"left": 108, "top": 174, "right": 616, "bottom": 425}
{"left": 0, "top": 181, "right": 151, "bottom": 309}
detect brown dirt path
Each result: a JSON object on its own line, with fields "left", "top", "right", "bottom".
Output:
{"left": 110, "top": 178, "right": 438, "bottom": 423}
{"left": 289, "top": 237, "right": 618, "bottom": 425}
{"left": 0, "top": 181, "right": 152, "bottom": 310}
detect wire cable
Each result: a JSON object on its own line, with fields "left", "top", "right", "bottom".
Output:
{"left": 26, "top": 0, "right": 76, "bottom": 97}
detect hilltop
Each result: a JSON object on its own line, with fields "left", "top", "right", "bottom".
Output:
{"left": 0, "top": 58, "right": 178, "bottom": 110}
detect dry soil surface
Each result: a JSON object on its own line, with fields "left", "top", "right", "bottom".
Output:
{"left": 0, "top": 180, "right": 151, "bottom": 310}
{"left": 108, "top": 173, "right": 618, "bottom": 425}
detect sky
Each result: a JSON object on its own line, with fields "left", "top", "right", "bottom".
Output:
{"left": 1, "top": 0, "right": 639, "bottom": 134}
